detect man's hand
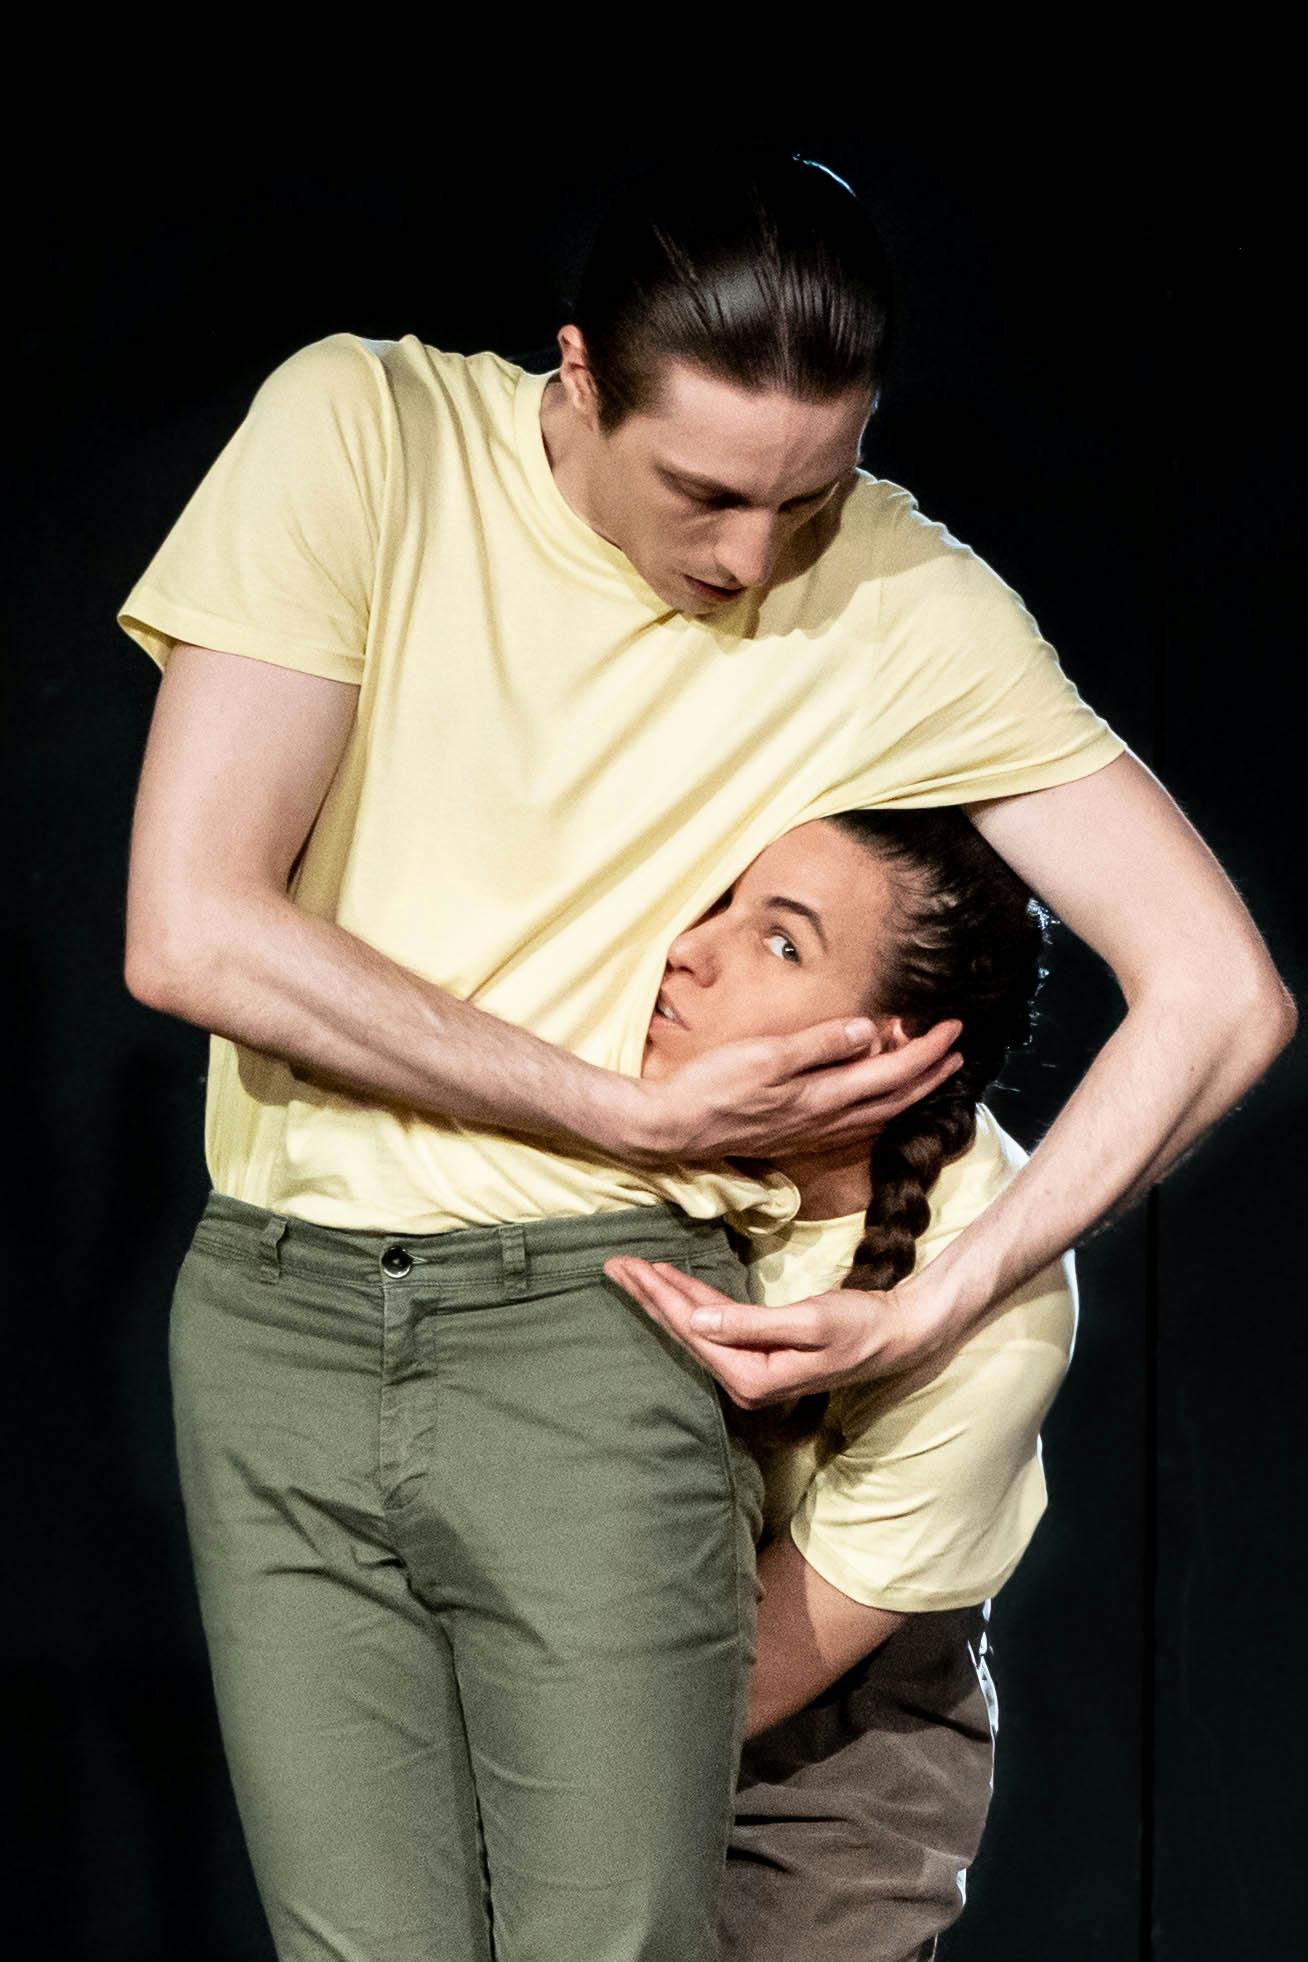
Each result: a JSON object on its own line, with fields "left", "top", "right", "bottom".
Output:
{"left": 128, "top": 647, "right": 962, "bottom": 1177}
{"left": 620, "top": 1016, "right": 963, "bottom": 1168}
{"left": 602, "top": 1257, "right": 944, "bottom": 1400}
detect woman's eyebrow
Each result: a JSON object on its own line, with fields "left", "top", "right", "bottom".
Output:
{"left": 762, "top": 895, "right": 829, "bottom": 952}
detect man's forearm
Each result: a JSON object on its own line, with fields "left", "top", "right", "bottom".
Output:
{"left": 132, "top": 887, "right": 647, "bottom": 1161}
{"left": 900, "top": 977, "right": 1297, "bottom": 1347}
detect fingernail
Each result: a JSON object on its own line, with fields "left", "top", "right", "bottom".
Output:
{"left": 845, "top": 1018, "right": 873, "bottom": 1040}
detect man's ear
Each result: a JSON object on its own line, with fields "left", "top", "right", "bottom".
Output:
{"left": 557, "top": 323, "right": 601, "bottom": 426}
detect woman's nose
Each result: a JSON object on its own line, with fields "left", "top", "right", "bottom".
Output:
{"left": 665, "top": 919, "right": 719, "bottom": 982}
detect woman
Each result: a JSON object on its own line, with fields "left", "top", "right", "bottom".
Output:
{"left": 613, "top": 802, "right": 1077, "bottom": 1961}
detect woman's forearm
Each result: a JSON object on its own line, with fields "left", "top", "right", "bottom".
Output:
{"left": 744, "top": 1533, "right": 906, "bottom": 1737}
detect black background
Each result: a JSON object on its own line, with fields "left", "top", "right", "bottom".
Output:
{"left": 7, "top": 126, "right": 1304, "bottom": 1958}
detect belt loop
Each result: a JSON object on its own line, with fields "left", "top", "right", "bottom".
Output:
{"left": 500, "top": 1222, "right": 528, "bottom": 1298}
{"left": 258, "top": 1215, "right": 289, "bottom": 1284}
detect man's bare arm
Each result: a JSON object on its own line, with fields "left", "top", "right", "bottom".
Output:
{"left": 125, "top": 644, "right": 962, "bottom": 1166}
{"left": 606, "top": 749, "right": 1297, "bottom": 1400}
{"left": 902, "top": 749, "right": 1297, "bottom": 1343}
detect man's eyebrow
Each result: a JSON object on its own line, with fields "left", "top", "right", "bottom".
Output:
{"left": 762, "top": 895, "right": 830, "bottom": 953}
{"left": 658, "top": 465, "right": 842, "bottom": 506}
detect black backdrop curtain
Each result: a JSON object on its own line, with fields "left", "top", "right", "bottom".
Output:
{"left": 7, "top": 124, "right": 1303, "bottom": 1960}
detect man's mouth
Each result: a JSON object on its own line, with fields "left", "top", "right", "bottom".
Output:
{"left": 686, "top": 573, "right": 741, "bottom": 601}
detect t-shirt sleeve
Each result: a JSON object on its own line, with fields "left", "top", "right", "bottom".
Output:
{"left": 116, "top": 332, "right": 387, "bottom": 684}
{"left": 834, "top": 523, "right": 1128, "bottom": 810}
{"left": 788, "top": 1255, "right": 1076, "bottom": 1612}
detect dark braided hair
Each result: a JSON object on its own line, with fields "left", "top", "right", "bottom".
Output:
{"left": 728, "top": 806, "right": 1050, "bottom": 1465}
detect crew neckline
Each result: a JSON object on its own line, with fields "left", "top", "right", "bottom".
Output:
{"left": 773, "top": 1208, "right": 867, "bottom": 1245}
{"left": 512, "top": 366, "right": 671, "bottom": 611}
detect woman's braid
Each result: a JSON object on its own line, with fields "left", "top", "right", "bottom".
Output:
{"left": 738, "top": 808, "right": 1050, "bottom": 1462}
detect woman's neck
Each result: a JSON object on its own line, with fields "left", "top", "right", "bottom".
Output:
{"left": 744, "top": 1142, "right": 873, "bottom": 1222}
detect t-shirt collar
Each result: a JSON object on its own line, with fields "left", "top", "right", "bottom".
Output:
{"left": 781, "top": 1209, "right": 868, "bottom": 1248}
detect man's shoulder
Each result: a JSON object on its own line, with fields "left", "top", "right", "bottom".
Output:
{"left": 253, "top": 331, "right": 520, "bottom": 429}
{"left": 837, "top": 472, "right": 1016, "bottom": 609}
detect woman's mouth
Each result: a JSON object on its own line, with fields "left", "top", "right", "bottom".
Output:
{"left": 651, "top": 991, "right": 687, "bottom": 1029}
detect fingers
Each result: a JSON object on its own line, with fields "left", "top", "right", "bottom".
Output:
{"left": 604, "top": 1258, "right": 732, "bottom": 1316}
{"left": 901, "top": 1016, "right": 965, "bottom": 1063}
{"left": 603, "top": 1257, "right": 748, "bottom": 1386}
{"left": 774, "top": 1015, "right": 885, "bottom": 1074}
{"left": 603, "top": 1258, "right": 730, "bottom": 1339}
{"left": 605, "top": 1259, "right": 820, "bottom": 1351}
{"left": 843, "top": 1051, "right": 968, "bottom": 1130}
{"left": 603, "top": 1258, "right": 817, "bottom": 1409}
{"left": 777, "top": 1014, "right": 962, "bottom": 1080}
{"left": 862, "top": 1046, "right": 964, "bottom": 1119}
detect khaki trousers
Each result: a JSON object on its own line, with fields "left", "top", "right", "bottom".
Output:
{"left": 169, "top": 1190, "right": 764, "bottom": 1962}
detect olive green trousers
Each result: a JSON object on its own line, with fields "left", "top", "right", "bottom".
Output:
{"left": 169, "top": 1190, "right": 765, "bottom": 1962}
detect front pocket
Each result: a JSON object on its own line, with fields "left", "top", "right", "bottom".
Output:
{"left": 684, "top": 1252, "right": 752, "bottom": 1303}
{"left": 187, "top": 1223, "right": 251, "bottom": 1264}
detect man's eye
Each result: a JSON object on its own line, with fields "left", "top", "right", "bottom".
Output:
{"left": 764, "top": 931, "right": 799, "bottom": 962}
{"left": 689, "top": 492, "right": 824, "bottom": 513}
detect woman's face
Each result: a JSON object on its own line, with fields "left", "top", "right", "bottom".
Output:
{"left": 641, "top": 820, "right": 903, "bottom": 1078}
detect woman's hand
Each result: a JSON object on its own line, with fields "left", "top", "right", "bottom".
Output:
{"left": 603, "top": 1257, "right": 949, "bottom": 1401}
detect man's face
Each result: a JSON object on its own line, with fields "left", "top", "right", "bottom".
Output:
{"left": 641, "top": 821, "right": 904, "bottom": 1079}
{"left": 587, "top": 357, "right": 873, "bottom": 616}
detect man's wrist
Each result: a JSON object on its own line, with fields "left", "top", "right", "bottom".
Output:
{"left": 586, "top": 1073, "right": 677, "bottom": 1168}
{"left": 878, "top": 1266, "right": 966, "bottom": 1370}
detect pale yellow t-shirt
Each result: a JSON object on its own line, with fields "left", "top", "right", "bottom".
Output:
{"left": 739, "top": 1105, "right": 1077, "bottom": 1611}
{"left": 116, "top": 331, "right": 1126, "bottom": 1232}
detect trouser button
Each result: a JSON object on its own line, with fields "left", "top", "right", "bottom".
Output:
{"left": 380, "top": 1245, "right": 413, "bottom": 1278}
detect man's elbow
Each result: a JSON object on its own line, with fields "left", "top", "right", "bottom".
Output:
{"left": 124, "top": 908, "right": 216, "bottom": 1018}
{"left": 1228, "top": 967, "right": 1298, "bottom": 1081}
{"left": 1264, "top": 977, "right": 1299, "bottom": 1057}
{"left": 124, "top": 936, "right": 190, "bottom": 1015}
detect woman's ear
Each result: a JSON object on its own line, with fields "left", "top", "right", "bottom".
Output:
{"left": 876, "top": 1014, "right": 913, "bottom": 1052}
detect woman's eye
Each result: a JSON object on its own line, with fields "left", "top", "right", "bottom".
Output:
{"left": 764, "top": 931, "right": 799, "bottom": 963}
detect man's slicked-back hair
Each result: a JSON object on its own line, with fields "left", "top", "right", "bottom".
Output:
{"left": 567, "top": 145, "right": 896, "bottom": 436}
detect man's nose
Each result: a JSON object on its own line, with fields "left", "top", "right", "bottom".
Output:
{"left": 712, "top": 512, "right": 785, "bottom": 591}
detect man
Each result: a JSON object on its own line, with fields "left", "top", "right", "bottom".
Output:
{"left": 118, "top": 150, "right": 1294, "bottom": 1962}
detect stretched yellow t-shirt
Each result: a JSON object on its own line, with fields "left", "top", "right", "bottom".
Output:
{"left": 117, "top": 332, "right": 1126, "bottom": 1233}
{"left": 739, "top": 1105, "right": 1077, "bottom": 1612}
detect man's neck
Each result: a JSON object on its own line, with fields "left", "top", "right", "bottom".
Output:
{"left": 539, "top": 375, "right": 615, "bottom": 546}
